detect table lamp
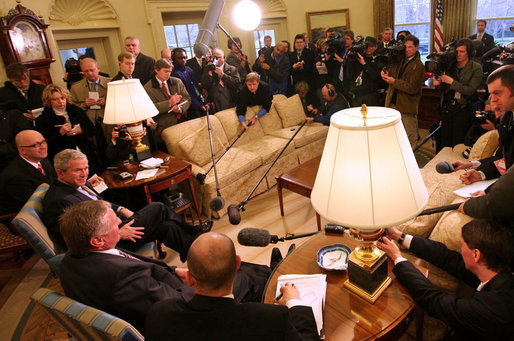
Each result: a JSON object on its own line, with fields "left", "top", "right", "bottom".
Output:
{"left": 103, "top": 78, "right": 158, "bottom": 162}
{"left": 311, "top": 105, "right": 428, "bottom": 303}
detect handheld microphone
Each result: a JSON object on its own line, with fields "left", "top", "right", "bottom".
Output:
{"left": 435, "top": 161, "right": 454, "bottom": 174}
{"left": 209, "top": 196, "right": 225, "bottom": 211}
{"left": 228, "top": 204, "right": 241, "bottom": 225}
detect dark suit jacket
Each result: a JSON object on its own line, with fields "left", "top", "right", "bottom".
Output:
{"left": 235, "top": 81, "right": 273, "bottom": 117}
{"left": 43, "top": 180, "right": 122, "bottom": 249}
{"left": 0, "top": 156, "right": 55, "bottom": 213}
{"left": 111, "top": 71, "right": 132, "bottom": 82}
{"left": 289, "top": 48, "right": 315, "bottom": 86}
{"left": 0, "top": 108, "right": 31, "bottom": 171}
{"left": 477, "top": 111, "right": 513, "bottom": 179}
{"left": 60, "top": 250, "right": 192, "bottom": 333}
{"left": 313, "top": 94, "right": 349, "bottom": 125}
{"left": 133, "top": 52, "right": 155, "bottom": 86}
{"left": 201, "top": 63, "right": 240, "bottom": 112}
{"left": 0, "top": 80, "right": 45, "bottom": 113}
{"left": 469, "top": 32, "right": 495, "bottom": 55}
{"left": 394, "top": 236, "right": 514, "bottom": 339}
{"left": 186, "top": 57, "right": 207, "bottom": 85}
{"left": 145, "top": 294, "right": 320, "bottom": 341}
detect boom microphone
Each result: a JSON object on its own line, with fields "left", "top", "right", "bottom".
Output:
{"left": 228, "top": 204, "right": 241, "bottom": 225}
{"left": 435, "top": 161, "right": 454, "bottom": 174}
{"left": 194, "top": 0, "right": 225, "bottom": 56}
{"left": 209, "top": 196, "right": 225, "bottom": 211}
{"left": 418, "top": 203, "right": 462, "bottom": 216}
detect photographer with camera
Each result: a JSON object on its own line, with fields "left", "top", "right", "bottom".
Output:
{"left": 202, "top": 48, "right": 241, "bottom": 112}
{"left": 345, "top": 36, "right": 387, "bottom": 106}
{"left": 381, "top": 35, "right": 425, "bottom": 148}
{"left": 433, "top": 38, "right": 482, "bottom": 150}
{"left": 252, "top": 42, "right": 289, "bottom": 95}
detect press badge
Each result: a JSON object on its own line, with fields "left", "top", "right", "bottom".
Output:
{"left": 494, "top": 158, "right": 506, "bottom": 175}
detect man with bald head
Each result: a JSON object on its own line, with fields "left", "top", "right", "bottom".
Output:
{"left": 125, "top": 36, "right": 155, "bottom": 85}
{"left": 145, "top": 232, "right": 319, "bottom": 340}
{"left": 0, "top": 130, "right": 55, "bottom": 213}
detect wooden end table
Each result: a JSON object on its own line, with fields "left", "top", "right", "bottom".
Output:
{"left": 264, "top": 231, "right": 428, "bottom": 340}
{"left": 275, "top": 156, "right": 321, "bottom": 230}
{"left": 102, "top": 151, "right": 201, "bottom": 222}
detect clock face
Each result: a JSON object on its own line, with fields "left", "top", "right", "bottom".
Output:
{"left": 10, "top": 20, "right": 48, "bottom": 62}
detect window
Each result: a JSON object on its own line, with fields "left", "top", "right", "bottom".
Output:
{"left": 59, "top": 47, "right": 96, "bottom": 68}
{"left": 394, "top": 0, "right": 431, "bottom": 63}
{"left": 253, "top": 29, "right": 276, "bottom": 57}
{"left": 163, "top": 24, "right": 199, "bottom": 59}
{"left": 474, "top": 0, "right": 514, "bottom": 46}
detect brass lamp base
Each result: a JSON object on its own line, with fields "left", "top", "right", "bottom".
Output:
{"left": 126, "top": 121, "right": 152, "bottom": 162}
{"left": 345, "top": 228, "right": 391, "bottom": 303}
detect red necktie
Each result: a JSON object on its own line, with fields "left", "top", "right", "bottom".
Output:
{"left": 37, "top": 163, "right": 45, "bottom": 176}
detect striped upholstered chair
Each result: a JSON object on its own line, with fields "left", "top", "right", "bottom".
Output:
{"left": 31, "top": 288, "right": 144, "bottom": 340}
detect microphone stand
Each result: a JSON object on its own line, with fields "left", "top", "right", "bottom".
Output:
{"left": 204, "top": 105, "right": 223, "bottom": 208}
{"left": 235, "top": 121, "right": 308, "bottom": 213}
{"left": 413, "top": 125, "right": 440, "bottom": 153}
{"left": 270, "top": 231, "right": 319, "bottom": 244}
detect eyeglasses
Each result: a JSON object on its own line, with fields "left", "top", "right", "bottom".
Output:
{"left": 20, "top": 140, "right": 48, "bottom": 148}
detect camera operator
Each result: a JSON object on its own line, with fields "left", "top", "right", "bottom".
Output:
{"left": 381, "top": 34, "right": 425, "bottom": 148}
{"left": 453, "top": 65, "right": 514, "bottom": 185}
{"left": 322, "top": 30, "right": 347, "bottom": 88}
{"left": 345, "top": 36, "right": 387, "bottom": 106}
{"left": 434, "top": 38, "right": 483, "bottom": 149}
{"left": 336, "top": 30, "right": 355, "bottom": 95}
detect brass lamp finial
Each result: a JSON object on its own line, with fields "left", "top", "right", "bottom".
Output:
{"left": 361, "top": 104, "right": 368, "bottom": 126}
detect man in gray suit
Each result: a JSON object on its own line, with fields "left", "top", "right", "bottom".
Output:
{"left": 201, "top": 48, "right": 240, "bottom": 112}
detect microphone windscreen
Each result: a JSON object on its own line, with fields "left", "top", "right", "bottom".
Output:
{"left": 435, "top": 161, "right": 454, "bottom": 174}
{"left": 228, "top": 204, "right": 241, "bottom": 225}
{"left": 209, "top": 196, "right": 225, "bottom": 211}
{"left": 237, "top": 228, "right": 271, "bottom": 247}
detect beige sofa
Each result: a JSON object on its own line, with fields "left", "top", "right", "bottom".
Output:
{"left": 161, "top": 94, "right": 329, "bottom": 218}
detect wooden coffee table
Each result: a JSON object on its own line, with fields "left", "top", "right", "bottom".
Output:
{"left": 275, "top": 156, "right": 321, "bottom": 230}
{"left": 264, "top": 231, "right": 428, "bottom": 340}
{"left": 102, "top": 151, "right": 201, "bottom": 221}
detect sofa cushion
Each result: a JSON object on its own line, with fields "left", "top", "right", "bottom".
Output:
{"left": 215, "top": 107, "right": 266, "bottom": 147}
{"left": 429, "top": 197, "right": 473, "bottom": 252}
{"left": 259, "top": 95, "right": 287, "bottom": 134}
{"left": 267, "top": 125, "right": 328, "bottom": 148}
{"left": 397, "top": 181, "right": 447, "bottom": 238}
{"left": 237, "top": 135, "right": 296, "bottom": 164}
{"left": 274, "top": 94, "right": 306, "bottom": 127}
{"left": 468, "top": 129, "right": 500, "bottom": 160}
{"left": 166, "top": 116, "right": 228, "bottom": 166}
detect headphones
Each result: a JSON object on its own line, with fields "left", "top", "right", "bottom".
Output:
{"left": 325, "top": 83, "right": 335, "bottom": 97}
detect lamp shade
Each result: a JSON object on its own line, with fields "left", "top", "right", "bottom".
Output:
{"left": 311, "top": 106, "right": 428, "bottom": 231}
{"left": 103, "top": 79, "right": 158, "bottom": 124}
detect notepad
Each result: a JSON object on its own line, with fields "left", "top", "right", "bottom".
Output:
{"left": 453, "top": 178, "right": 498, "bottom": 198}
{"left": 276, "top": 274, "right": 327, "bottom": 338}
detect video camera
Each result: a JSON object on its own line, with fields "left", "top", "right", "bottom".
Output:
{"left": 376, "top": 40, "right": 406, "bottom": 66}
{"left": 326, "top": 32, "right": 346, "bottom": 55}
{"left": 65, "top": 58, "right": 83, "bottom": 84}
{"left": 346, "top": 37, "right": 367, "bottom": 60}
{"left": 425, "top": 40, "right": 457, "bottom": 75}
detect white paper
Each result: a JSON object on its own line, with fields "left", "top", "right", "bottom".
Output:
{"left": 140, "top": 157, "right": 163, "bottom": 168}
{"left": 276, "top": 274, "right": 326, "bottom": 338}
{"left": 88, "top": 174, "right": 108, "bottom": 193}
{"left": 316, "top": 65, "right": 328, "bottom": 75}
{"left": 453, "top": 178, "right": 498, "bottom": 198}
{"left": 135, "top": 168, "right": 158, "bottom": 180}
{"left": 88, "top": 91, "right": 101, "bottom": 109}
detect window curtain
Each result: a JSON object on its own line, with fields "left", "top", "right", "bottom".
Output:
{"left": 441, "top": 0, "right": 472, "bottom": 44}
{"left": 374, "top": 0, "right": 394, "bottom": 37}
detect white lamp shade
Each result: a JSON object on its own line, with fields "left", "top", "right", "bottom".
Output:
{"left": 103, "top": 79, "right": 158, "bottom": 124}
{"left": 233, "top": 0, "right": 261, "bottom": 31}
{"left": 311, "top": 106, "right": 428, "bottom": 231}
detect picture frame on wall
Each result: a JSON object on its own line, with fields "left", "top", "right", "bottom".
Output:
{"left": 306, "top": 9, "right": 350, "bottom": 44}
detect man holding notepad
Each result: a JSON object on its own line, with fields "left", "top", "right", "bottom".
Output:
{"left": 145, "top": 232, "right": 320, "bottom": 340}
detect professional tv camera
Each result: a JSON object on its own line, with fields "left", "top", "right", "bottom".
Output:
{"left": 425, "top": 40, "right": 457, "bottom": 76}
{"left": 64, "top": 58, "right": 83, "bottom": 87}
{"left": 326, "top": 32, "right": 346, "bottom": 55}
{"left": 377, "top": 40, "right": 406, "bottom": 66}
{"left": 346, "top": 37, "right": 367, "bottom": 60}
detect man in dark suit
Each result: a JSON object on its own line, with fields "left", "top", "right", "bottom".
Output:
{"left": 0, "top": 130, "right": 55, "bottom": 213}
{"left": 43, "top": 149, "right": 212, "bottom": 260}
{"left": 59, "top": 201, "right": 270, "bottom": 334}
{"left": 186, "top": 51, "right": 208, "bottom": 87}
{"left": 305, "top": 83, "right": 349, "bottom": 126}
{"left": 145, "top": 232, "right": 319, "bottom": 340}
{"left": 124, "top": 36, "right": 155, "bottom": 86}
{"left": 111, "top": 52, "right": 135, "bottom": 81}
{"left": 289, "top": 34, "right": 315, "bottom": 89}
{"left": 0, "top": 106, "right": 31, "bottom": 172}
{"left": 253, "top": 42, "right": 290, "bottom": 95}
{"left": 469, "top": 19, "right": 495, "bottom": 57}
{"left": 0, "top": 62, "right": 45, "bottom": 122}
{"left": 377, "top": 220, "right": 514, "bottom": 339}
{"left": 201, "top": 48, "right": 241, "bottom": 112}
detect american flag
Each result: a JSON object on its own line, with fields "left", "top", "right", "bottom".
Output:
{"left": 434, "top": 0, "right": 444, "bottom": 52}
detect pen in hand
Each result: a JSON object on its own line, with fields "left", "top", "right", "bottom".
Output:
{"left": 274, "top": 283, "right": 295, "bottom": 302}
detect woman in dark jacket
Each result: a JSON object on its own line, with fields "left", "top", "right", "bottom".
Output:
{"left": 36, "top": 84, "right": 101, "bottom": 173}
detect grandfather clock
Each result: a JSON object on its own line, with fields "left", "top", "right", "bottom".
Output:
{"left": 0, "top": 0, "right": 54, "bottom": 84}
